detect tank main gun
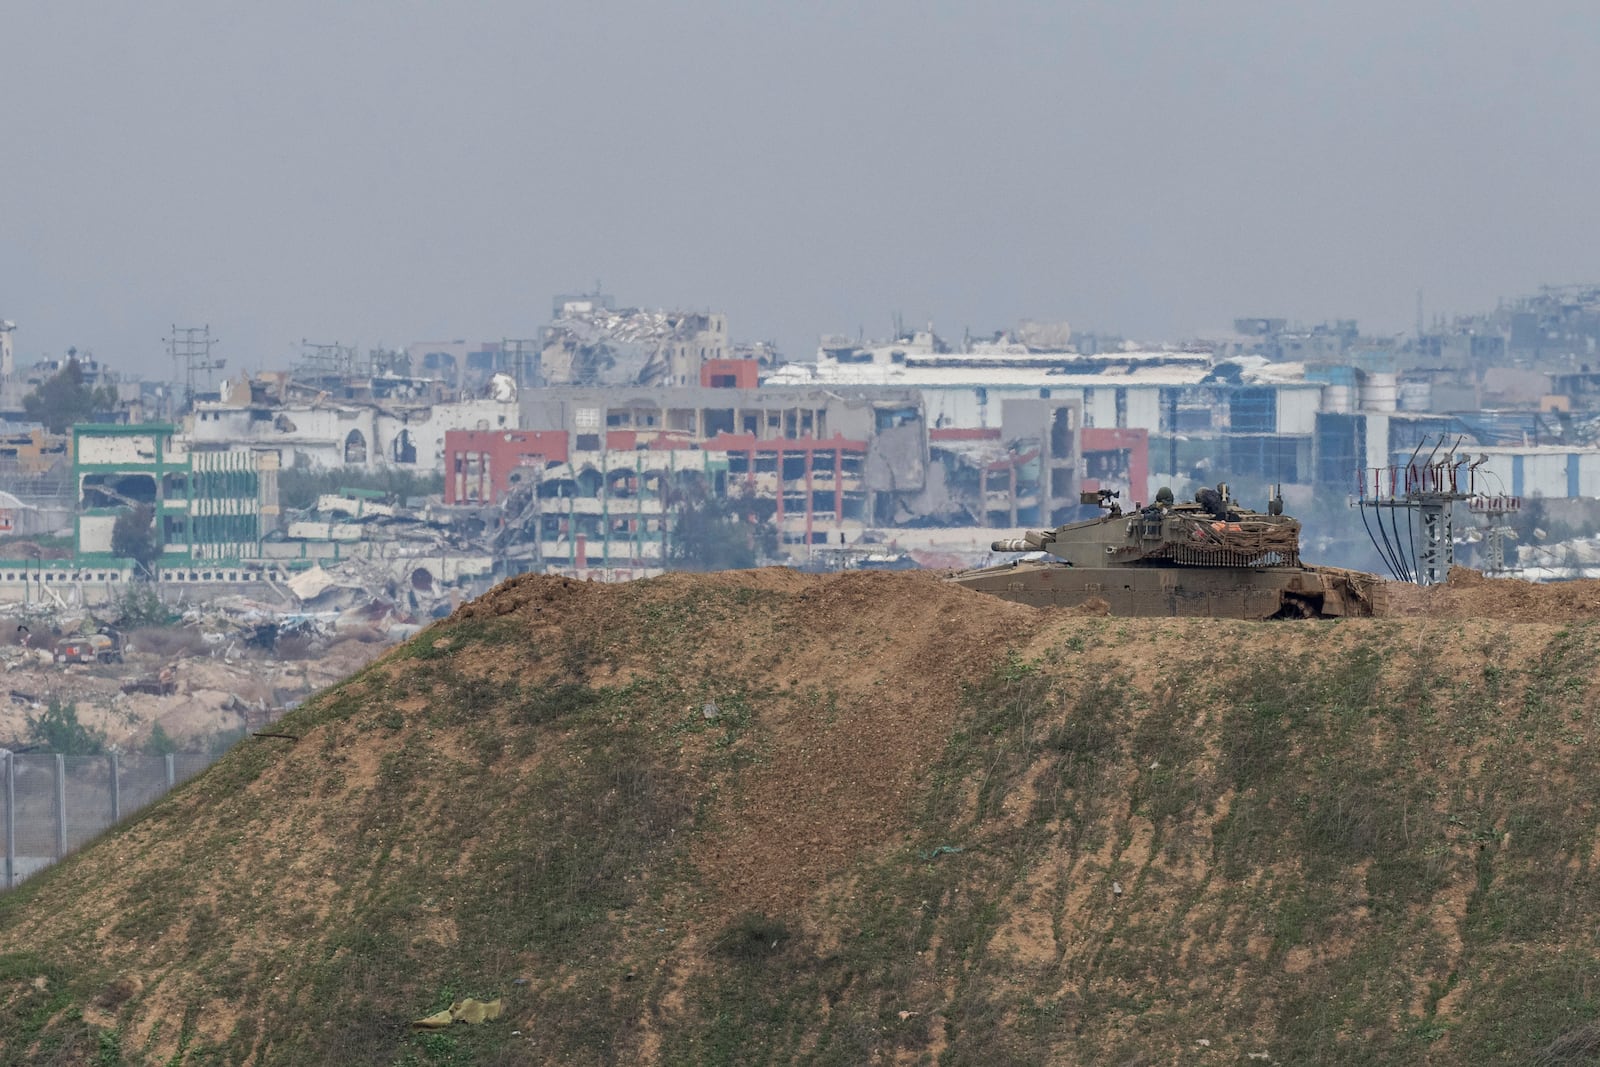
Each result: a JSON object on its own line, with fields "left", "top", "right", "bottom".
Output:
{"left": 991, "top": 489, "right": 1117, "bottom": 553}
{"left": 992, "top": 529, "right": 1056, "bottom": 553}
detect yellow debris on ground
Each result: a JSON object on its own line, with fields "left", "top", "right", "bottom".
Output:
{"left": 412, "top": 998, "right": 504, "bottom": 1029}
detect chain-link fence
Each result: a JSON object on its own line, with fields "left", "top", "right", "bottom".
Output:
{"left": 1, "top": 751, "right": 218, "bottom": 888}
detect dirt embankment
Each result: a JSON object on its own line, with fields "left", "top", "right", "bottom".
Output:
{"left": 4, "top": 568, "right": 1600, "bottom": 1065}
{"left": 1381, "top": 564, "right": 1600, "bottom": 621}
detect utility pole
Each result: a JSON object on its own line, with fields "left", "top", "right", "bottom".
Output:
{"left": 165, "top": 325, "right": 223, "bottom": 416}
{"left": 501, "top": 337, "right": 541, "bottom": 390}
{"left": 1469, "top": 495, "right": 1522, "bottom": 577}
{"left": 1353, "top": 435, "right": 1483, "bottom": 585}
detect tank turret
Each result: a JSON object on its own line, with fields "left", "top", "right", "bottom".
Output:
{"left": 995, "top": 492, "right": 1300, "bottom": 569}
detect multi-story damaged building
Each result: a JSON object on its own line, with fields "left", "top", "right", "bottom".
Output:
{"left": 441, "top": 364, "right": 1152, "bottom": 572}
{"left": 1377, "top": 286, "right": 1600, "bottom": 414}
{"left": 924, "top": 406, "right": 1150, "bottom": 529}
{"left": 72, "top": 423, "right": 280, "bottom": 567}
{"left": 396, "top": 341, "right": 529, "bottom": 397}
{"left": 189, "top": 372, "right": 520, "bottom": 474}
{"left": 441, "top": 381, "right": 928, "bottom": 573}
{"left": 1493, "top": 285, "right": 1600, "bottom": 371}
{"left": 0, "top": 428, "right": 72, "bottom": 531}
{"left": 520, "top": 383, "right": 925, "bottom": 534}
{"left": 447, "top": 431, "right": 716, "bottom": 579}
{"left": 1231, "top": 318, "right": 1361, "bottom": 364}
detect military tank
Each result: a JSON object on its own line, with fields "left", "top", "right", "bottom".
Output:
{"left": 949, "top": 485, "right": 1384, "bottom": 618}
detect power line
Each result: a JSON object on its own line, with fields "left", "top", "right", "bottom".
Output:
{"left": 164, "top": 325, "right": 223, "bottom": 416}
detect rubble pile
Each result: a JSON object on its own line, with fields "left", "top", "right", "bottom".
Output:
{"left": 0, "top": 595, "right": 407, "bottom": 753}
{"left": 274, "top": 491, "right": 495, "bottom": 613}
{"left": 0, "top": 486, "right": 480, "bottom": 752}
{"left": 541, "top": 304, "right": 720, "bottom": 385}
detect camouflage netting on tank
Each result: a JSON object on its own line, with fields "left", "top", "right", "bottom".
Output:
{"left": 1161, "top": 516, "right": 1301, "bottom": 567}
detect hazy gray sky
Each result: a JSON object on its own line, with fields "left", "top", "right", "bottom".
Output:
{"left": 4, "top": 1, "right": 1599, "bottom": 376}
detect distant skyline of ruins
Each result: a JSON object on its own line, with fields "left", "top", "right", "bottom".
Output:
{"left": 2, "top": 278, "right": 1595, "bottom": 382}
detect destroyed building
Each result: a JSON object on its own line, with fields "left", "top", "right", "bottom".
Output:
{"left": 537, "top": 293, "right": 730, "bottom": 387}
{"left": 270, "top": 489, "right": 494, "bottom": 603}
{"left": 398, "top": 341, "right": 530, "bottom": 398}
{"left": 189, "top": 373, "right": 520, "bottom": 474}
{"left": 73, "top": 424, "right": 280, "bottom": 567}
{"left": 440, "top": 383, "right": 929, "bottom": 574}
{"left": 924, "top": 399, "right": 1150, "bottom": 529}
{"left": 1224, "top": 291, "right": 1600, "bottom": 431}
{"left": 1411, "top": 285, "right": 1600, "bottom": 376}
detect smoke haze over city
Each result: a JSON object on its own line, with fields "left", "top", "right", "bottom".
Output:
{"left": 3, "top": 2, "right": 1599, "bottom": 370}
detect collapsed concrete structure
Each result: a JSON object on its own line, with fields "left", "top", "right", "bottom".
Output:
{"left": 537, "top": 294, "right": 731, "bottom": 387}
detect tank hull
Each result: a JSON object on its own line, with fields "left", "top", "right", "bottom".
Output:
{"left": 949, "top": 559, "right": 1383, "bottom": 619}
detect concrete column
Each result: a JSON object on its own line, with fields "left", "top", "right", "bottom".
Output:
{"left": 54, "top": 754, "right": 66, "bottom": 860}
{"left": 165, "top": 753, "right": 176, "bottom": 789}
{"left": 4, "top": 752, "right": 14, "bottom": 889}
{"left": 633, "top": 455, "right": 643, "bottom": 565}
{"left": 834, "top": 448, "right": 843, "bottom": 527}
{"left": 774, "top": 446, "right": 785, "bottom": 528}
{"left": 1009, "top": 463, "right": 1019, "bottom": 528}
{"left": 804, "top": 448, "right": 815, "bottom": 550}
{"left": 110, "top": 752, "right": 121, "bottom": 823}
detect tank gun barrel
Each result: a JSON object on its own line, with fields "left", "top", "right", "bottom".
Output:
{"left": 992, "top": 530, "right": 1054, "bottom": 553}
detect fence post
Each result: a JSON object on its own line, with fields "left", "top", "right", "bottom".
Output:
{"left": 54, "top": 753, "right": 66, "bottom": 860}
{"left": 165, "top": 753, "right": 175, "bottom": 790}
{"left": 4, "top": 752, "right": 13, "bottom": 889}
{"left": 110, "top": 752, "right": 121, "bottom": 823}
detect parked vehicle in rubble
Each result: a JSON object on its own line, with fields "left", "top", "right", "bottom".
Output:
{"left": 949, "top": 486, "right": 1384, "bottom": 619}
{"left": 55, "top": 629, "right": 125, "bottom": 665}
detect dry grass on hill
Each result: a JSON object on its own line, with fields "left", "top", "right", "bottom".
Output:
{"left": 3, "top": 568, "right": 1600, "bottom": 1065}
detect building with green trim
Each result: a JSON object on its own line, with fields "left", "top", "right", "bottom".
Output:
{"left": 73, "top": 424, "right": 280, "bottom": 566}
